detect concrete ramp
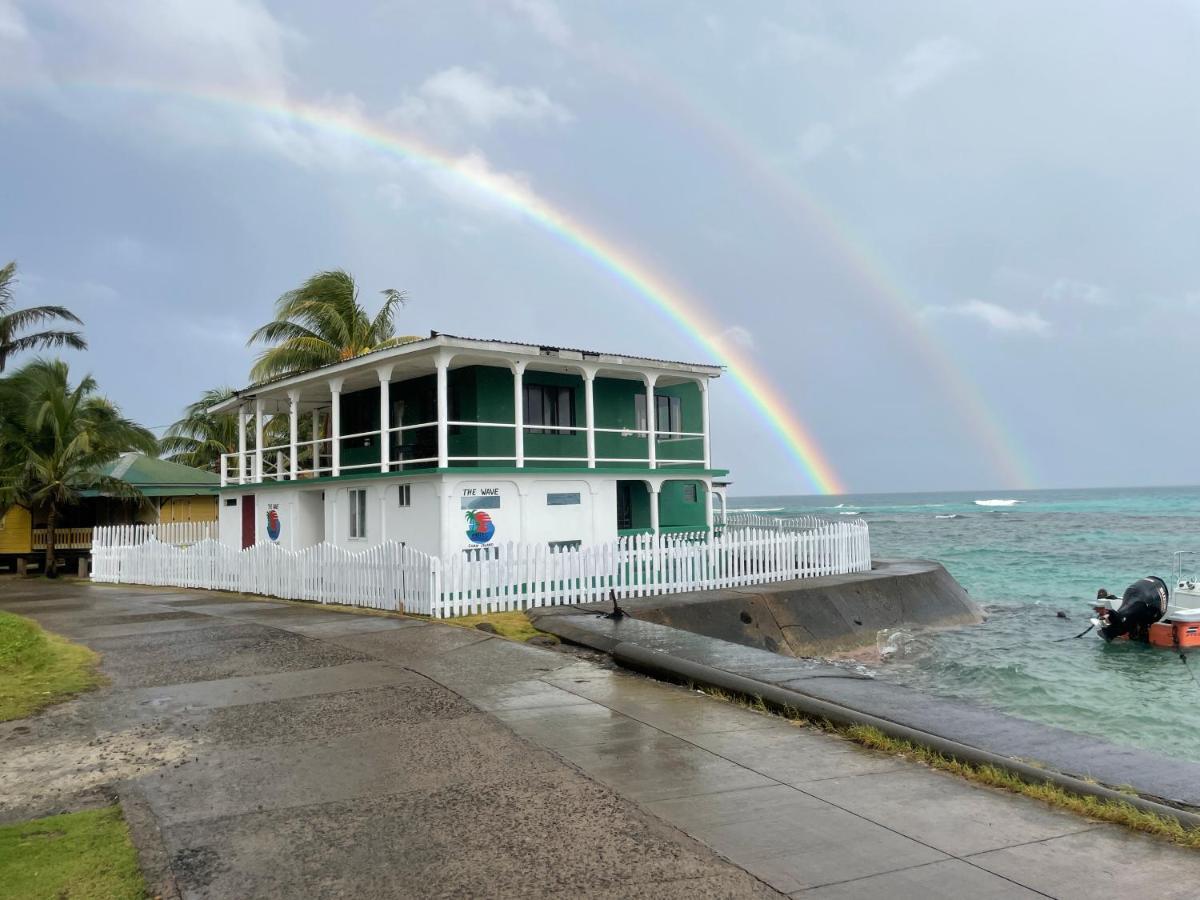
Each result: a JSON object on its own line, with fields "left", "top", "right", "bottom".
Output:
{"left": 604, "top": 559, "right": 982, "bottom": 656}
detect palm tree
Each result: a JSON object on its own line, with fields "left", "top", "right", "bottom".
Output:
{"left": 0, "top": 261, "right": 87, "bottom": 373}
{"left": 160, "top": 387, "right": 239, "bottom": 472}
{"left": 0, "top": 359, "right": 157, "bottom": 576}
{"left": 161, "top": 387, "right": 298, "bottom": 474}
{"left": 248, "top": 269, "right": 415, "bottom": 383}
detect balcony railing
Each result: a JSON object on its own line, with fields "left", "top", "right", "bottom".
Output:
{"left": 220, "top": 419, "right": 707, "bottom": 485}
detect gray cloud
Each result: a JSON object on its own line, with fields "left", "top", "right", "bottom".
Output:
{"left": 4, "top": 1, "right": 1200, "bottom": 492}
{"left": 390, "top": 66, "right": 572, "bottom": 133}
{"left": 890, "top": 36, "right": 979, "bottom": 98}
{"left": 925, "top": 300, "right": 1051, "bottom": 337}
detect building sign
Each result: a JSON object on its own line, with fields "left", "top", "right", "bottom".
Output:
{"left": 265, "top": 504, "right": 282, "bottom": 542}
{"left": 461, "top": 487, "right": 501, "bottom": 545}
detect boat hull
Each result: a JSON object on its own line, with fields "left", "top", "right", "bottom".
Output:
{"left": 1149, "top": 619, "right": 1200, "bottom": 651}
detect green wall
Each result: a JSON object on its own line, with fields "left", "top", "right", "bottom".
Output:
{"left": 448, "top": 366, "right": 516, "bottom": 467}
{"left": 658, "top": 479, "right": 707, "bottom": 529}
{"left": 336, "top": 364, "right": 705, "bottom": 471}
{"left": 593, "top": 377, "right": 649, "bottom": 466}
{"left": 520, "top": 370, "right": 586, "bottom": 467}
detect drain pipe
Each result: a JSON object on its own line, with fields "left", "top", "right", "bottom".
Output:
{"left": 612, "top": 641, "right": 1200, "bottom": 831}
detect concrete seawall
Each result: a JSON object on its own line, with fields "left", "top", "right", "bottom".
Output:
{"left": 610, "top": 559, "right": 982, "bottom": 656}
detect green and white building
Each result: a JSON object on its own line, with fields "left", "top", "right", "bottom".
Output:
{"left": 213, "top": 333, "right": 729, "bottom": 557}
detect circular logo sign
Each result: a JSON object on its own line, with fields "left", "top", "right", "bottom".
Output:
{"left": 266, "top": 508, "right": 281, "bottom": 541}
{"left": 465, "top": 509, "right": 495, "bottom": 544}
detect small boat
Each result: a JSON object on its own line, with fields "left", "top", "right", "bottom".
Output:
{"left": 1092, "top": 552, "right": 1200, "bottom": 650}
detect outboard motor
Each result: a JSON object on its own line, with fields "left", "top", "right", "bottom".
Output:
{"left": 1097, "top": 577, "right": 1169, "bottom": 642}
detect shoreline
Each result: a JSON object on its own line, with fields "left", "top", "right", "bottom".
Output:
{"left": 530, "top": 601, "right": 1200, "bottom": 818}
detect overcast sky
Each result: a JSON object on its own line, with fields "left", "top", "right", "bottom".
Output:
{"left": 2, "top": 1, "right": 1199, "bottom": 496}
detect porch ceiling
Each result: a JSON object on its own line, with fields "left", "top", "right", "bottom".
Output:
{"left": 213, "top": 334, "right": 717, "bottom": 413}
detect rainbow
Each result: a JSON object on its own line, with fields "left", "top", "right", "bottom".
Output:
{"left": 574, "top": 54, "right": 1035, "bottom": 489}
{"left": 56, "top": 80, "right": 847, "bottom": 494}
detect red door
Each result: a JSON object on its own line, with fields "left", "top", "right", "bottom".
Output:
{"left": 241, "top": 495, "right": 256, "bottom": 548}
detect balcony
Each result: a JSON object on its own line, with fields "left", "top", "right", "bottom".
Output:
{"left": 218, "top": 352, "right": 713, "bottom": 487}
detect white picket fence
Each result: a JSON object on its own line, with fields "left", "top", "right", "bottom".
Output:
{"left": 89, "top": 521, "right": 218, "bottom": 549}
{"left": 721, "top": 512, "right": 843, "bottom": 532}
{"left": 90, "top": 518, "right": 870, "bottom": 618}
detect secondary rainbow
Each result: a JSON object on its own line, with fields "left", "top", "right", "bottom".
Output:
{"left": 584, "top": 59, "right": 1036, "bottom": 489}
{"left": 65, "top": 80, "right": 847, "bottom": 494}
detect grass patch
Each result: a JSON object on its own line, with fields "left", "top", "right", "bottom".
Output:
{"left": 690, "top": 683, "right": 1200, "bottom": 850}
{"left": 0, "top": 611, "right": 101, "bottom": 722}
{"left": 0, "top": 806, "right": 146, "bottom": 899}
{"left": 445, "top": 611, "right": 557, "bottom": 644}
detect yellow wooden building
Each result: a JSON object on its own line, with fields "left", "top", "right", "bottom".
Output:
{"left": 0, "top": 453, "right": 218, "bottom": 561}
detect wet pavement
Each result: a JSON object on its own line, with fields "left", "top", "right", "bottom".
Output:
{"left": 3, "top": 580, "right": 1200, "bottom": 898}
{"left": 531, "top": 603, "right": 1200, "bottom": 809}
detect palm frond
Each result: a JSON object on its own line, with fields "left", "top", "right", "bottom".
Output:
{"left": 1, "top": 305, "right": 85, "bottom": 331}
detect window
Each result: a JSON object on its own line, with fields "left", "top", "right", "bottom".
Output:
{"left": 549, "top": 540, "right": 581, "bottom": 552}
{"left": 398, "top": 484, "right": 411, "bottom": 507}
{"left": 523, "top": 384, "right": 575, "bottom": 434}
{"left": 657, "top": 395, "right": 682, "bottom": 438}
{"left": 461, "top": 495, "right": 501, "bottom": 510}
{"left": 547, "top": 492, "right": 581, "bottom": 506}
{"left": 348, "top": 489, "right": 367, "bottom": 539}
{"left": 224, "top": 498, "right": 237, "bottom": 507}
{"left": 682, "top": 483, "right": 698, "bottom": 503}
{"left": 635, "top": 392, "right": 682, "bottom": 437}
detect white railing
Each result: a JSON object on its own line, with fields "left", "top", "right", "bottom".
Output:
{"left": 721, "top": 512, "right": 840, "bottom": 532}
{"left": 219, "top": 419, "right": 707, "bottom": 485}
{"left": 90, "top": 518, "right": 870, "bottom": 619}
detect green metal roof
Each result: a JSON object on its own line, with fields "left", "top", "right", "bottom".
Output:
{"left": 82, "top": 453, "right": 220, "bottom": 498}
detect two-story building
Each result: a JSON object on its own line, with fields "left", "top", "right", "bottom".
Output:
{"left": 212, "top": 333, "right": 729, "bottom": 558}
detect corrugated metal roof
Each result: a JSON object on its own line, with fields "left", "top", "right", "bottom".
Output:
{"left": 81, "top": 453, "right": 220, "bottom": 497}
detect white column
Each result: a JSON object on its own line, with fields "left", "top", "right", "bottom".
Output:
{"left": 329, "top": 377, "right": 344, "bottom": 477}
{"left": 512, "top": 360, "right": 526, "bottom": 468}
{"left": 584, "top": 368, "right": 596, "bottom": 468}
{"left": 649, "top": 483, "right": 661, "bottom": 534}
{"left": 288, "top": 390, "right": 300, "bottom": 481}
{"left": 237, "top": 406, "right": 248, "bottom": 485}
{"left": 253, "top": 399, "right": 264, "bottom": 482}
{"left": 312, "top": 408, "right": 322, "bottom": 475}
{"left": 644, "top": 373, "right": 658, "bottom": 469}
{"left": 377, "top": 365, "right": 394, "bottom": 474}
{"left": 699, "top": 378, "right": 711, "bottom": 469}
{"left": 436, "top": 355, "right": 450, "bottom": 468}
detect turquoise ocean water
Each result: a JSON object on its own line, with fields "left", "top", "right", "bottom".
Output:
{"left": 730, "top": 486, "right": 1200, "bottom": 762}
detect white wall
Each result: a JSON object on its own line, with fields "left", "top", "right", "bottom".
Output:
{"left": 381, "top": 479, "right": 441, "bottom": 556}
{"left": 218, "top": 494, "right": 241, "bottom": 549}
{"left": 438, "top": 475, "right": 620, "bottom": 556}
{"left": 520, "top": 479, "right": 594, "bottom": 548}
{"left": 219, "top": 486, "right": 325, "bottom": 551}
{"left": 321, "top": 480, "right": 441, "bottom": 556}
{"left": 221, "top": 473, "right": 625, "bottom": 558}
{"left": 291, "top": 490, "right": 325, "bottom": 550}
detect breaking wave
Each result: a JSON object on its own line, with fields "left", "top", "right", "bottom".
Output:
{"left": 974, "top": 499, "right": 1021, "bottom": 507}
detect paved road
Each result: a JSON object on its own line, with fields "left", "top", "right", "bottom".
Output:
{"left": 2, "top": 580, "right": 1198, "bottom": 898}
